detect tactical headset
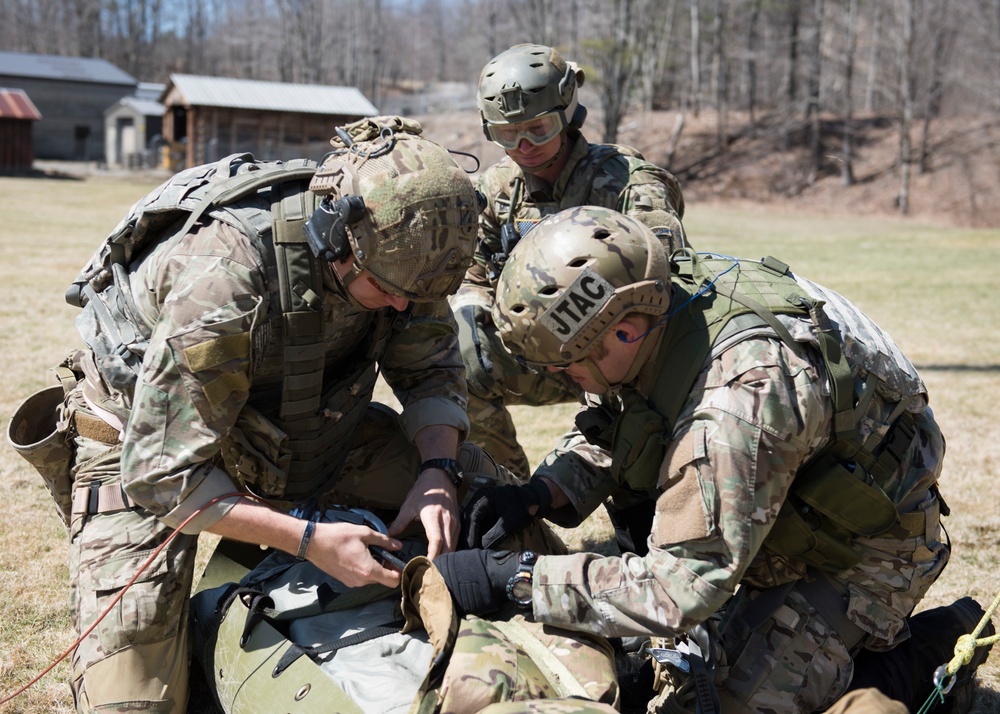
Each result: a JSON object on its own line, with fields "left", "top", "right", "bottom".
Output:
{"left": 303, "top": 194, "right": 367, "bottom": 263}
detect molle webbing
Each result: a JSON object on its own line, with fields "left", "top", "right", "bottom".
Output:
{"left": 269, "top": 178, "right": 326, "bottom": 421}
{"left": 613, "top": 253, "right": 917, "bottom": 571}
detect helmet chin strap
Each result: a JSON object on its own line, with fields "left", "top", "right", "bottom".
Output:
{"left": 330, "top": 258, "right": 370, "bottom": 311}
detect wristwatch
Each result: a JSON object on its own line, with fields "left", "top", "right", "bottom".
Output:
{"left": 418, "top": 457, "right": 464, "bottom": 488}
{"left": 506, "top": 550, "right": 537, "bottom": 608}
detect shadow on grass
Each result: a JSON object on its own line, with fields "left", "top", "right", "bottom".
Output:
{"left": 916, "top": 364, "right": 1000, "bottom": 372}
{"left": 0, "top": 168, "right": 84, "bottom": 181}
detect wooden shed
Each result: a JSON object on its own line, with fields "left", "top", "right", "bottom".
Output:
{"left": 0, "top": 51, "right": 137, "bottom": 161}
{"left": 0, "top": 87, "right": 42, "bottom": 171}
{"left": 104, "top": 83, "right": 165, "bottom": 168}
{"left": 161, "top": 74, "right": 379, "bottom": 170}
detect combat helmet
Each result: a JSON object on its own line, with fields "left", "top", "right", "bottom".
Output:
{"left": 477, "top": 44, "right": 587, "bottom": 149}
{"left": 493, "top": 205, "right": 671, "bottom": 367}
{"left": 306, "top": 115, "right": 478, "bottom": 301}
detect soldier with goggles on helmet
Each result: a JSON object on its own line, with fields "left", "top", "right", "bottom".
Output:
{"left": 451, "top": 42, "right": 690, "bottom": 560}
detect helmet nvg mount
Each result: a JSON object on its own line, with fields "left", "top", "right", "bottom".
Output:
{"left": 477, "top": 44, "right": 587, "bottom": 146}
{"left": 493, "top": 206, "right": 671, "bottom": 366}
{"left": 306, "top": 115, "right": 478, "bottom": 302}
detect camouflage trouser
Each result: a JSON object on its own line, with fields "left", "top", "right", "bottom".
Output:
{"left": 68, "top": 400, "right": 554, "bottom": 714}
{"left": 650, "top": 497, "right": 949, "bottom": 713}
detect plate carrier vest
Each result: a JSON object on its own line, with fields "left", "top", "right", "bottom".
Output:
{"left": 65, "top": 153, "right": 406, "bottom": 501}
{"left": 579, "top": 251, "right": 924, "bottom": 572}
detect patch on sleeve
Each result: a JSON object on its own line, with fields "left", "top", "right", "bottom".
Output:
{"left": 183, "top": 333, "right": 250, "bottom": 372}
{"left": 201, "top": 371, "right": 251, "bottom": 407}
{"left": 653, "top": 424, "right": 713, "bottom": 545}
{"left": 539, "top": 267, "right": 615, "bottom": 342}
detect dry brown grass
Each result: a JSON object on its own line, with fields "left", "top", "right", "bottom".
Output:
{"left": 1, "top": 171, "right": 999, "bottom": 712}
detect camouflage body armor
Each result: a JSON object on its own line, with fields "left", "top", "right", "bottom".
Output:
{"left": 580, "top": 250, "right": 929, "bottom": 572}
{"left": 63, "top": 152, "right": 402, "bottom": 504}
{"left": 478, "top": 144, "right": 685, "bottom": 282}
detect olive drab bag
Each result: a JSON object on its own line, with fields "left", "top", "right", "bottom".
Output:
{"left": 65, "top": 152, "right": 320, "bottom": 395}
{"left": 190, "top": 539, "right": 620, "bottom": 714}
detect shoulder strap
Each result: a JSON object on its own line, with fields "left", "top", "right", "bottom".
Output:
{"left": 562, "top": 143, "right": 626, "bottom": 208}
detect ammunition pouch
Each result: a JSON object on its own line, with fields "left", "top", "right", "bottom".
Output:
{"left": 763, "top": 411, "right": 917, "bottom": 572}
{"left": 220, "top": 403, "right": 291, "bottom": 498}
{"left": 7, "top": 384, "right": 74, "bottom": 527}
{"left": 612, "top": 391, "right": 671, "bottom": 490}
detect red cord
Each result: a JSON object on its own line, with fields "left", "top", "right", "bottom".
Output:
{"left": 0, "top": 490, "right": 255, "bottom": 707}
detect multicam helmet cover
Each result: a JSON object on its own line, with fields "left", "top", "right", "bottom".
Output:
{"left": 477, "top": 44, "right": 586, "bottom": 140}
{"left": 309, "top": 115, "right": 478, "bottom": 301}
{"left": 493, "top": 206, "right": 671, "bottom": 366}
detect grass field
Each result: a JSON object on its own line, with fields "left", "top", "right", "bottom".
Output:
{"left": 1, "top": 171, "right": 999, "bottom": 712}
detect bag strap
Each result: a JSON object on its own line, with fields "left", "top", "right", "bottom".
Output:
{"left": 271, "top": 619, "right": 405, "bottom": 677}
{"left": 490, "top": 618, "right": 592, "bottom": 699}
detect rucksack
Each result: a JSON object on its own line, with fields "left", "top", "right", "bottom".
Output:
{"left": 190, "top": 528, "right": 620, "bottom": 714}
{"left": 65, "top": 153, "right": 320, "bottom": 397}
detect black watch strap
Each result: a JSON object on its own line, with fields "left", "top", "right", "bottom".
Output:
{"left": 419, "top": 457, "right": 464, "bottom": 488}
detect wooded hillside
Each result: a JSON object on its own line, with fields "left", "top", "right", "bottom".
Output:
{"left": 5, "top": 0, "right": 1000, "bottom": 222}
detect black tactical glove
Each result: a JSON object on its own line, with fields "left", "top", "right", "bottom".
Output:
{"left": 455, "top": 303, "right": 497, "bottom": 397}
{"left": 460, "top": 479, "right": 553, "bottom": 550}
{"left": 433, "top": 549, "right": 519, "bottom": 616}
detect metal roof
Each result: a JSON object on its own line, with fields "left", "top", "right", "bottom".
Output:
{"left": 0, "top": 88, "right": 42, "bottom": 120}
{"left": 167, "top": 74, "right": 378, "bottom": 116}
{"left": 0, "top": 51, "right": 136, "bottom": 85}
{"left": 107, "top": 96, "right": 164, "bottom": 117}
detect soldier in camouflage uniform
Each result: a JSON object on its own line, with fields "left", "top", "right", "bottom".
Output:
{"left": 434, "top": 206, "right": 993, "bottom": 713}
{"left": 24, "top": 117, "right": 505, "bottom": 714}
{"left": 452, "top": 43, "right": 687, "bottom": 484}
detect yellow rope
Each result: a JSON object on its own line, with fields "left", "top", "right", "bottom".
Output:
{"left": 916, "top": 590, "right": 1000, "bottom": 714}
{"left": 942, "top": 590, "right": 1000, "bottom": 678}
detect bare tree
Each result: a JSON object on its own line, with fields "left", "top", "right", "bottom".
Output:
{"left": 689, "top": 0, "right": 702, "bottom": 115}
{"left": 864, "top": 0, "right": 884, "bottom": 112}
{"left": 896, "top": 0, "right": 916, "bottom": 215}
{"left": 806, "top": 0, "right": 824, "bottom": 184}
{"left": 745, "top": 0, "right": 762, "bottom": 123}
{"left": 709, "top": 0, "right": 728, "bottom": 150}
{"left": 637, "top": 0, "right": 679, "bottom": 113}
{"left": 918, "top": 0, "right": 951, "bottom": 173}
{"left": 842, "top": 0, "right": 858, "bottom": 186}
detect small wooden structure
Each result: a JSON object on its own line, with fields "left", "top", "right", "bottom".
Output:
{"left": 0, "top": 51, "right": 137, "bottom": 161}
{"left": 161, "top": 74, "right": 378, "bottom": 170}
{"left": 0, "top": 87, "right": 42, "bottom": 171}
{"left": 104, "top": 83, "right": 165, "bottom": 168}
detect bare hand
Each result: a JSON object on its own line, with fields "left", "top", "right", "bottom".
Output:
{"left": 306, "top": 521, "right": 403, "bottom": 588}
{"left": 387, "top": 468, "right": 459, "bottom": 560}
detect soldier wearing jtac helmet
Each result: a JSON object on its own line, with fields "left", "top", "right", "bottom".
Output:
{"left": 435, "top": 206, "right": 994, "bottom": 713}
{"left": 16, "top": 116, "right": 514, "bottom": 713}
{"left": 452, "top": 43, "right": 688, "bottom": 496}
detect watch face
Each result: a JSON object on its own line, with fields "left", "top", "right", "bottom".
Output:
{"left": 508, "top": 573, "right": 533, "bottom": 606}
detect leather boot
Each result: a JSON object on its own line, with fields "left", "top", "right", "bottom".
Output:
{"left": 846, "top": 596, "right": 995, "bottom": 713}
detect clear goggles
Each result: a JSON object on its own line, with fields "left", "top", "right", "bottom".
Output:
{"left": 485, "top": 112, "right": 567, "bottom": 150}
